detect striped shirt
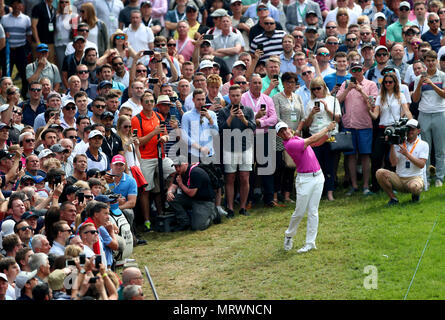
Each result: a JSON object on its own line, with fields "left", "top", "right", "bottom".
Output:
{"left": 250, "top": 30, "right": 286, "bottom": 62}
{"left": 1, "top": 13, "right": 32, "bottom": 48}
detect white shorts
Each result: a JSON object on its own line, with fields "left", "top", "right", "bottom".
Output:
{"left": 223, "top": 149, "right": 253, "bottom": 173}
{"left": 140, "top": 157, "right": 176, "bottom": 192}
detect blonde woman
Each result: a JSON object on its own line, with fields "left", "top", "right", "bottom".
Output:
{"left": 110, "top": 29, "right": 137, "bottom": 69}
{"left": 206, "top": 74, "right": 225, "bottom": 113}
{"left": 304, "top": 77, "right": 341, "bottom": 201}
{"left": 79, "top": 2, "right": 108, "bottom": 56}
{"left": 336, "top": 8, "right": 350, "bottom": 42}
{"left": 116, "top": 115, "right": 141, "bottom": 172}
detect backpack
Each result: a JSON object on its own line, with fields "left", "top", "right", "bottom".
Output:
{"left": 187, "top": 162, "right": 223, "bottom": 190}
{"left": 108, "top": 208, "right": 133, "bottom": 264}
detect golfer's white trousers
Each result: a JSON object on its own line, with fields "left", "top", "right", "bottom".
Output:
{"left": 285, "top": 170, "right": 325, "bottom": 246}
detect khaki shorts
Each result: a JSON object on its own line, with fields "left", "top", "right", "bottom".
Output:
{"left": 223, "top": 149, "right": 253, "bottom": 173}
{"left": 140, "top": 157, "right": 176, "bottom": 192}
{"left": 386, "top": 171, "right": 424, "bottom": 194}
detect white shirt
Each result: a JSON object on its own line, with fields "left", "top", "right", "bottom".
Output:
{"left": 124, "top": 24, "right": 154, "bottom": 52}
{"left": 65, "top": 40, "right": 98, "bottom": 56}
{"left": 394, "top": 138, "right": 429, "bottom": 177}
{"left": 94, "top": 0, "right": 123, "bottom": 36}
{"left": 121, "top": 98, "right": 142, "bottom": 117}
{"left": 323, "top": 7, "right": 358, "bottom": 28}
{"left": 376, "top": 93, "right": 407, "bottom": 126}
{"left": 305, "top": 95, "right": 341, "bottom": 135}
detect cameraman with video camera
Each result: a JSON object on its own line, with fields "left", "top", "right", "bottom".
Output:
{"left": 375, "top": 119, "right": 429, "bottom": 205}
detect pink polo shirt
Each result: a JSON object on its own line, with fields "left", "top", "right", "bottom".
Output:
{"left": 337, "top": 78, "right": 378, "bottom": 129}
{"left": 283, "top": 136, "right": 320, "bottom": 173}
{"left": 241, "top": 91, "right": 278, "bottom": 133}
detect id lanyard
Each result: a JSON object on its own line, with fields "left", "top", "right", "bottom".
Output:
{"left": 403, "top": 138, "right": 419, "bottom": 155}
{"left": 177, "top": 38, "right": 189, "bottom": 54}
{"left": 248, "top": 91, "right": 261, "bottom": 111}
{"left": 175, "top": 10, "right": 186, "bottom": 23}
{"left": 46, "top": 3, "right": 55, "bottom": 31}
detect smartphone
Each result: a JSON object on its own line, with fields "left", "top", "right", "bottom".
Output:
{"left": 89, "top": 276, "right": 98, "bottom": 284}
{"left": 148, "top": 78, "right": 159, "bottom": 84}
{"left": 203, "top": 34, "right": 214, "bottom": 40}
{"left": 273, "top": 75, "right": 279, "bottom": 81}
{"left": 54, "top": 175, "right": 62, "bottom": 185}
{"left": 169, "top": 96, "right": 177, "bottom": 103}
{"left": 18, "top": 161, "right": 22, "bottom": 171}
{"left": 144, "top": 50, "right": 154, "bottom": 56}
{"left": 66, "top": 259, "right": 76, "bottom": 267}
{"left": 160, "top": 47, "right": 167, "bottom": 53}
{"left": 160, "top": 121, "right": 166, "bottom": 128}
{"left": 315, "top": 101, "right": 320, "bottom": 109}
{"left": 376, "top": 27, "right": 382, "bottom": 37}
{"left": 214, "top": 97, "right": 220, "bottom": 104}
{"left": 78, "top": 192, "right": 84, "bottom": 203}
{"left": 421, "top": 71, "right": 427, "bottom": 77}
{"left": 95, "top": 255, "right": 101, "bottom": 269}
{"left": 133, "top": 129, "right": 138, "bottom": 136}
{"left": 99, "top": 170, "right": 107, "bottom": 177}
{"left": 257, "top": 43, "right": 264, "bottom": 50}
{"left": 350, "top": 76, "right": 357, "bottom": 84}
{"left": 79, "top": 254, "right": 86, "bottom": 266}
{"left": 171, "top": 114, "right": 177, "bottom": 121}
{"left": 260, "top": 104, "right": 266, "bottom": 111}
{"left": 232, "top": 104, "right": 239, "bottom": 112}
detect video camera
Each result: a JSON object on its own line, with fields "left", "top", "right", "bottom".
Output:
{"left": 384, "top": 117, "right": 409, "bottom": 145}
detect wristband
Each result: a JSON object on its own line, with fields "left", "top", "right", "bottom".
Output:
{"left": 102, "top": 273, "right": 108, "bottom": 278}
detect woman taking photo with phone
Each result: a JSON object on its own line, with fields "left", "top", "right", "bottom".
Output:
{"left": 304, "top": 77, "right": 341, "bottom": 201}
{"left": 110, "top": 30, "right": 137, "bottom": 69}
{"left": 369, "top": 72, "right": 412, "bottom": 192}
{"left": 116, "top": 115, "right": 141, "bottom": 173}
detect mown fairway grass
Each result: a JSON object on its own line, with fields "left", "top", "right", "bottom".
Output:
{"left": 132, "top": 184, "right": 445, "bottom": 300}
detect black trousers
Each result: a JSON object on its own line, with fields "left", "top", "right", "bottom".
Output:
{"left": 2, "top": 45, "right": 29, "bottom": 97}
{"left": 169, "top": 193, "right": 215, "bottom": 231}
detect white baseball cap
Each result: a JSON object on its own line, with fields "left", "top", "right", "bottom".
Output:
{"left": 88, "top": 130, "right": 104, "bottom": 139}
{"left": 406, "top": 119, "right": 419, "bottom": 128}
{"left": 199, "top": 59, "right": 214, "bottom": 70}
{"left": 374, "top": 12, "right": 386, "bottom": 20}
{"left": 275, "top": 122, "right": 289, "bottom": 133}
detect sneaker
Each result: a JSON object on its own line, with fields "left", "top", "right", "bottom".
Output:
{"left": 217, "top": 206, "right": 228, "bottom": 216}
{"left": 346, "top": 187, "right": 358, "bottom": 196}
{"left": 435, "top": 179, "right": 443, "bottom": 187}
{"left": 136, "top": 239, "right": 147, "bottom": 246}
{"left": 387, "top": 198, "right": 399, "bottom": 206}
{"left": 144, "top": 221, "right": 152, "bottom": 232}
{"left": 363, "top": 188, "right": 374, "bottom": 196}
{"left": 239, "top": 208, "right": 250, "bottom": 216}
{"left": 284, "top": 237, "right": 293, "bottom": 251}
{"left": 297, "top": 243, "right": 316, "bottom": 253}
{"left": 227, "top": 209, "right": 234, "bottom": 219}
{"left": 411, "top": 194, "right": 420, "bottom": 203}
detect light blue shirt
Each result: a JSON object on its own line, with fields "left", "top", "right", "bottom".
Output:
{"left": 243, "top": 2, "right": 280, "bottom": 24}
{"left": 295, "top": 85, "right": 311, "bottom": 113}
{"left": 280, "top": 53, "right": 296, "bottom": 74}
{"left": 181, "top": 107, "right": 219, "bottom": 158}
{"left": 49, "top": 241, "right": 65, "bottom": 256}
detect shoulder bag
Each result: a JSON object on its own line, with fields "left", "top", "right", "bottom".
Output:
{"left": 329, "top": 93, "right": 354, "bottom": 152}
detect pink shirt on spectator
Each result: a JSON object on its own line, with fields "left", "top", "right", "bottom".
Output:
{"left": 283, "top": 136, "right": 320, "bottom": 173}
{"left": 176, "top": 37, "right": 194, "bottom": 62}
{"left": 337, "top": 78, "right": 378, "bottom": 129}
{"left": 241, "top": 91, "right": 278, "bottom": 133}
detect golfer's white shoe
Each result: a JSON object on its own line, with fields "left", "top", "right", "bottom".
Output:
{"left": 297, "top": 243, "right": 316, "bottom": 253}
{"left": 284, "top": 237, "right": 293, "bottom": 251}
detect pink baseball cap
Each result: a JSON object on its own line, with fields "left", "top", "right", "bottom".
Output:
{"left": 111, "top": 155, "right": 126, "bottom": 164}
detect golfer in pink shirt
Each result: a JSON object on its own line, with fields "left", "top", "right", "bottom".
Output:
{"left": 276, "top": 120, "right": 336, "bottom": 253}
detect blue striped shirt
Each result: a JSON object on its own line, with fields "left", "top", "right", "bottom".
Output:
{"left": 1, "top": 13, "right": 31, "bottom": 48}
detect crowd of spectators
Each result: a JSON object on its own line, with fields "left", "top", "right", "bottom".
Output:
{"left": 1, "top": 0, "right": 445, "bottom": 300}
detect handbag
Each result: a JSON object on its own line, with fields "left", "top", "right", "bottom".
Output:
{"left": 283, "top": 150, "right": 296, "bottom": 168}
{"left": 130, "top": 165, "right": 148, "bottom": 189}
{"left": 329, "top": 93, "right": 354, "bottom": 152}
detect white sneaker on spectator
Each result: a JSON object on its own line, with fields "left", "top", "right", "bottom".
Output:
{"left": 297, "top": 243, "right": 316, "bottom": 253}
{"left": 435, "top": 180, "right": 443, "bottom": 187}
{"left": 217, "top": 206, "right": 228, "bottom": 216}
{"left": 284, "top": 237, "right": 293, "bottom": 251}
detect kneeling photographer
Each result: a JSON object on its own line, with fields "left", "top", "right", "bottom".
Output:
{"left": 166, "top": 156, "right": 219, "bottom": 231}
{"left": 375, "top": 119, "right": 429, "bottom": 205}
{"left": 369, "top": 72, "right": 413, "bottom": 192}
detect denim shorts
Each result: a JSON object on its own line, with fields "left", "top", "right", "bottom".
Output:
{"left": 343, "top": 128, "right": 373, "bottom": 155}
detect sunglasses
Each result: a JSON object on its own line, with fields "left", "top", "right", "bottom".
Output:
{"left": 30, "top": 88, "right": 42, "bottom": 92}
{"left": 411, "top": 41, "right": 421, "bottom": 46}
{"left": 94, "top": 105, "right": 106, "bottom": 109}
{"left": 376, "top": 52, "right": 388, "bottom": 57}
{"left": 144, "top": 99, "right": 155, "bottom": 104}
{"left": 65, "top": 106, "right": 76, "bottom": 111}
{"left": 84, "top": 230, "right": 98, "bottom": 235}
{"left": 317, "top": 52, "right": 329, "bottom": 56}
{"left": 301, "top": 71, "right": 312, "bottom": 76}
{"left": 311, "top": 87, "right": 322, "bottom": 91}
{"left": 22, "top": 182, "right": 35, "bottom": 186}
{"left": 439, "top": 10, "right": 445, "bottom": 14}
{"left": 383, "top": 80, "right": 394, "bottom": 84}
{"left": 350, "top": 68, "right": 362, "bottom": 72}
{"left": 327, "top": 42, "right": 339, "bottom": 45}
{"left": 14, "top": 110, "right": 22, "bottom": 115}
{"left": 84, "top": 195, "right": 94, "bottom": 199}
{"left": 8, "top": 91, "right": 17, "bottom": 95}
{"left": 346, "top": 38, "right": 357, "bottom": 41}
{"left": 258, "top": 7, "right": 268, "bottom": 11}
{"left": 156, "top": 43, "right": 167, "bottom": 47}
{"left": 360, "top": 32, "right": 371, "bottom": 36}
{"left": 326, "top": 26, "right": 337, "bottom": 29}
{"left": 113, "top": 62, "right": 124, "bottom": 66}
{"left": 63, "top": 229, "right": 73, "bottom": 233}
{"left": 115, "top": 35, "right": 125, "bottom": 40}
{"left": 429, "top": 19, "right": 440, "bottom": 23}
{"left": 264, "top": 22, "right": 275, "bottom": 25}
{"left": 136, "top": 69, "right": 147, "bottom": 73}
{"left": 19, "top": 226, "right": 33, "bottom": 231}
{"left": 68, "top": 136, "right": 77, "bottom": 140}
{"left": 25, "top": 139, "right": 35, "bottom": 143}
{"left": 399, "top": 7, "right": 410, "bottom": 11}
{"left": 123, "top": 125, "right": 131, "bottom": 129}
{"left": 338, "top": 13, "right": 348, "bottom": 16}
{"left": 78, "top": 29, "right": 89, "bottom": 33}
{"left": 235, "top": 81, "right": 247, "bottom": 85}
{"left": 167, "top": 43, "right": 176, "bottom": 47}
{"left": 77, "top": 70, "right": 89, "bottom": 74}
